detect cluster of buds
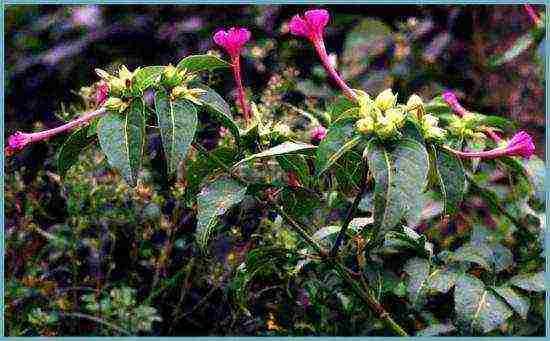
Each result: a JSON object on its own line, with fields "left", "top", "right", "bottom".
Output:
{"left": 161, "top": 65, "right": 206, "bottom": 104}
{"left": 95, "top": 65, "right": 140, "bottom": 113}
{"left": 405, "top": 94, "right": 446, "bottom": 140}
{"left": 355, "top": 89, "right": 406, "bottom": 138}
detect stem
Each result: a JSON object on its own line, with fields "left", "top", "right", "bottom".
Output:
{"left": 57, "top": 312, "right": 131, "bottom": 336}
{"left": 332, "top": 262, "right": 408, "bottom": 336}
{"left": 312, "top": 40, "right": 358, "bottom": 102}
{"left": 484, "top": 128, "right": 502, "bottom": 143}
{"left": 231, "top": 55, "right": 251, "bottom": 123}
{"left": 27, "top": 107, "right": 106, "bottom": 143}
{"left": 330, "top": 163, "right": 369, "bottom": 257}
{"left": 442, "top": 144, "right": 511, "bottom": 159}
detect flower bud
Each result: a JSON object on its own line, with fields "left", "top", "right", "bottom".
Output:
{"left": 374, "top": 88, "right": 397, "bottom": 112}
{"left": 95, "top": 68, "right": 112, "bottom": 81}
{"left": 378, "top": 115, "right": 397, "bottom": 137}
{"left": 273, "top": 122, "right": 291, "bottom": 137}
{"left": 406, "top": 94, "right": 424, "bottom": 119}
{"left": 162, "top": 64, "right": 182, "bottom": 88}
{"left": 104, "top": 97, "right": 127, "bottom": 113}
{"left": 109, "top": 78, "right": 126, "bottom": 96}
{"left": 356, "top": 117, "right": 375, "bottom": 134}
{"left": 385, "top": 108, "right": 405, "bottom": 128}
{"left": 118, "top": 65, "right": 133, "bottom": 82}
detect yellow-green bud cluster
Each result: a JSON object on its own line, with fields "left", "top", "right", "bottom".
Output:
{"left": 95, "top": 65, "right": 141, "bottom": 114}
{"left": 355, "top": 89, "right": 406, "bottom": 139}
{"left": 161, "top": 65, "right": 197, "bottom": 89}
{"left": 404, "top": 94, "right": 446, "bottom": 140}
{"left": 447, "top": 112, "right": 483, "bottom": 138}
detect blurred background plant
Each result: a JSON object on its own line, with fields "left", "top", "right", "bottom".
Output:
{"left": 5, "top": 5, "right": 545, "bottom": 336}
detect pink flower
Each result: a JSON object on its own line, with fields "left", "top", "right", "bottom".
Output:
{"left": 289, "top": 9, "right": 357, "bottom": 102}
{"left": 213, "top": 27, "right": 251, "bottom": 58}
{"left": 442, "top": 90, "right": 467, "bottom": 117}
{"left": 310, "top": 126, "right": 327, "bottom": 141}
{"left": 95, "top": 81, "right": 109, "bottom": 106}
{"left": 5, "top": 132, "right": 32, "bottom": 156}
{"left": 448, "top": 131, "right": 535, "bottom": 160}
{"left": 289, "top": 9, "right": 329, "bottom": 42}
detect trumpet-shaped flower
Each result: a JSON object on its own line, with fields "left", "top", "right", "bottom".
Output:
{"left": 448, "top": 131, "right": 535, "bottom": 159}
{"left": 213, "top": 27, "right": 251, "bottom": 59}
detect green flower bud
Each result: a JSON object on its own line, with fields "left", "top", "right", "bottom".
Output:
{"left": 374, "top": 88, "right": 397, "bottom": 112}
{"left": 406, "top": 94, "right": 424, "bottom": 119}
{"left": 109, "top": 78, "right": 126, "bottom": 96}
{"left": 356, "top": 116, "right": 375, "bottom": 134}
{"left": 385, "top": 108, "right": 405, "bottom": 128}
{"left": 104, "top": 97, "right": 128, "bottom": 113}
{"left": 378, "top": 115, "right": 397, "bottom": 137}
{"left": 162, "top": 64, "right": 183, "bottom": 88}
{"left": 95, "top": 68, "right": 112, "bottom": 81}
{"left": 118, "top": 65, "right": 133, "bottom": 82}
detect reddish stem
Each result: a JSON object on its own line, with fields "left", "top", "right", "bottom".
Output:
{"left": 28, "top": 108, "right": 106, "bottom": 142}
{"left": 313, "top": 40, "right": 357, "bottom": 102}
{"left": 231, "top": 55, "right": 251, "bottom": 123}
{"left": 484, "top": 128, "right": 502, "bottom": 143}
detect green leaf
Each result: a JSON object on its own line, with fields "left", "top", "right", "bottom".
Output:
{"left": 154, "top": 89, "right": 198, "bottom": 175}
{"left": 365, "top": 139, "right": 429, "bottom": 234}
{"left": 276, "top": 154, "right": 310, "bottom": 186}
{"left": 195, "top": 85, "right": 241, "bottom": 144}
{"left": 452, "top": 242, "right": 494, "bottom": 271}
{"left": 133, "top": 66, "right": 164, "bottom": 91}
{"left": 509, "top": 272, "right": 545, "bottom": 292}
{"left": 326, "top": 96, "right": 357, "bottom": 121}
{"left": 433, "top": 146, "right": 466, "bottom": 214}
{"left": 97, "top": 106, "right": 145, "bottom": 187}
{"left": 416, "top": 323, "right": 456, "bottom": 336}
{"left": 488, "top": 31, "right": 535, "bottom": 68}
{"left": 454, "top": 274, "right": 512, "bottom": 333}
{"left": 177, "top": 54, "right": 231, "bottom": 73}
{"left": 315, "top": 117, "right": 361, "bottom": 176}
{"left": 404, "top": 258, "right": 459, "bottom": 309}
{"left": 56, "top": 126, "right": 96, "bottom": 178}
{"left": 523, "top": 156, "right": 545, "bottom": 209}
{"left": 196, "top": 177, "right": 247, "bottom": 252}
{"left": 233, "top": 142, "right": 316, "bottom": 168}
{"left": 493, "top": 285, "right": 530, "bottom": 319}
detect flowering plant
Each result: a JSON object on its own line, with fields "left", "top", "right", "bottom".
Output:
{"left": 6, "top": 6, "right": 544, "bottom": 337}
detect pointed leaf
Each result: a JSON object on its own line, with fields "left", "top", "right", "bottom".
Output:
{"left": 509, "top": 272, "right": 545, "bottom": 292}
{"left": 488, "top": 31, "right": 535, "bottom": 67}
{"left": 126, "top": 99, "right": 146, "bottom": 183}
{"left": 195, "top": 85, "right": 240, "bottom": 144}
{"left": 98, "top": 112, "right": 140, "bottom": 186}
{"left": 454, "top": 274, "right": 512, "bottom": 333}
{"left": 196, "top": 177, "right": 247, "bottom": 252}
{"left": 177, "top": 54, "right": 231, "bottom": 73}
{"left": 315, "top": 117, "right": 360, "bottom": 176}
{"left": 57, "top": 126, "right": 96, "bottom": 178}
{"left": 433, "top": 146, "right": 466, "bottom": 214}
{"left": 493, "top": 285, "right": 530, "bottom": 319}
{"left": 416, "top": 323, "right": 456, "bottom": 336}
{"left": 233, "top": 142, "right": 316, "bottom": 168}
{"left": 154, "top": 89, "right": 198, "bottom": 175}
{"left": 452, "top": 242, "right": 494, "bottom": 271}
{"left": 133, "top": 66, "right": 164, "bottom": 90}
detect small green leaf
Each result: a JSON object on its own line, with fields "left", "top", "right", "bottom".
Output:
{"left": 433, "top": 146, "right": 466, "bottom": 214}
{"left": 315, "top": 117, "right": 361, "bottom": 176}
{"left": 452, "top": 242, "right": 494, "bottom": 271}
{"left": 126, "top": 99, "right": 146, "bottom": 184}
{"left": 493, "top": 285, "right": 530, "bottom": 319}
{"left": 509, "top": 272, "right": 545, "bottom": 292}
{"left": 454, "top": 274, "right": 512, "bottom": 333}
{"left": 154, "top": 89, "right": 198, "bottom": 175}
{"left": 488, "top": 31, "right": 535, "bottom": 67}
{"left": 233, "top": 142, "right": 316, "bottom": 168}
{"left": 177, "top": 54, "right": 231, "bottom": 73}
{"left": 196, "top": 177, "right": 247, "bottom": 252}
{"left": 133, "top": 66, "right": 164, "bottom": 91}
{"left": 57, "top": 126, "right": 96, "bottom": 178}
{"left": 416, "top": 323, "right": 456, "bottom": 336}
{"left": 97, "top": 109, "right": 143, "bottom": 187}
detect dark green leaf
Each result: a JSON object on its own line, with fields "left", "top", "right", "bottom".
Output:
{"left": 126, "top": 99, "right": 146, "bottom": 184}
{"left": 452, "top": 242, "right": 494, "bottom": 271}
{"left": 234, "top": 142, "right": 316, "bottom": 168}
{"left": 433, "top": 146, "right": 466, "bottom": 214}
{"left": 416, "top": 323, "right": 456, "bottom": 336}
{"left": 326, "top": 96, "right": 357, "bottom": 121}
{"left": 154, "top": 89, "right": 198, "bottom": 175}
{"left": 315, "top": 117, "right": 361, "bottom": 176}
{"left": 509, "top": 272, "right": 544, "bottom": 292}
{"left": 454, "top": 274, "right": 512, "bottom": 333}
{"left": 97, "top": 109, "right": 143, "bottom": 187}
{"left": 177, "top": 54, "right": 231, "bottom": 73}
{"left": 195, "top": 85, "right": 240, "bottom": 144}
{"left": 493, "top": 286, "right": 530, "bottom": 319}
{"left": 56, "top": 126, "right": 96, "bottom": 178}
{"left": 196, "top": 177, "right": 247, "bottom": 252}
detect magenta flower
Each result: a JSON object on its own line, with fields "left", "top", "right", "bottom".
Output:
{"left": 448, "top": 131, "right": 535, "bottom": 160}
{"left": 289, "top": 9, "right": 357, "bottom": 102}
{"left": 5, "top": 132, "right": 32, "bottom": 156}
{"left": 289, "top": 9, "right": 329, "bottom": 42}
{"left": 213, "top": 27, "right": 251, "bottom": 122}
{"left": 213, "top": 27, "right": 251, "bottom": 59}
{"left": 95, "top": 81, "right": 109, "bottom": 106}
{"left": 310, "top": 125, "right": 327, "bottom": 141}
{"left": 524, "top": 4, "right": 542, "bottom": 27}
{"left": 442, "top": 90, "right": 468, "bottom": 117}
{"left": 5, "top": 107, "right": 107, "bottom": 157}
